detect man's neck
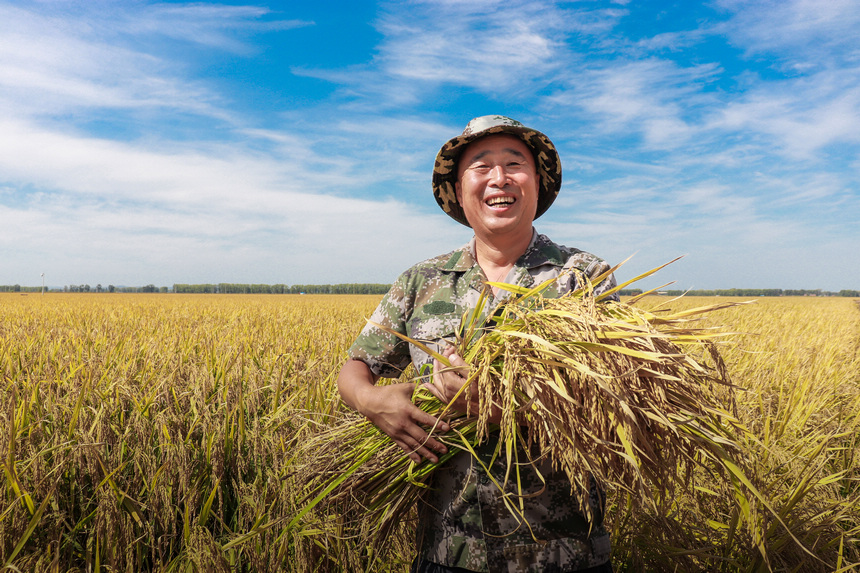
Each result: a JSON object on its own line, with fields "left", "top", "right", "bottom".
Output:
{"left": 473, "top": 227, "right": 534, "bottom": 273}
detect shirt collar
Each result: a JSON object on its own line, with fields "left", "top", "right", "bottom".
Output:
{"left": 441, "top": 228, "right": 560, "bottom": 273}
{"left": 466, "top": 229, "right": 539, "bottom": 261}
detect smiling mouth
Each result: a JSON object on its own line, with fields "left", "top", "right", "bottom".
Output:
{"left": 486, "top": 196, "right": 515, "bottom": 207}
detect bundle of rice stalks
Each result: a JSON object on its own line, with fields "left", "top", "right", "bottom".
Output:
{"left": 290, "top": 262, "right": 749, "bottom": 565}
{"left": 458, "top": 278, "right": 743, "bottom": 523}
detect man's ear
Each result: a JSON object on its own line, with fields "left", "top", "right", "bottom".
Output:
{"left": 455, "top": 181, "right": 462, "bottom": 205}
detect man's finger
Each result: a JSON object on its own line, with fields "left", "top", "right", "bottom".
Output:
{"left": 413, "top": 404, "right": 450, "bottom": 434}
{"left": 398, "top": 436, "right": 438, "bottom": 464}
{"left": 407, "top": 422, "right": 448, "bottom": 455}
{"left": 396, "top": 440, "right": 422, "bottom": 464}
{"left": 422, "top": 381, "right": 446, "bottom": 404}
{"left": 447, "top": 351, "right": 469, "bottom": 371}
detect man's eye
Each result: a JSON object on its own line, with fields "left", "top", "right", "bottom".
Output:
{"left": 471, "top": 165, "right": 490, "bottom": 173}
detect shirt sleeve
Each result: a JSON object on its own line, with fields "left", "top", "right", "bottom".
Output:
{"left": 556, "top": 251, "right": 619, "bottom": 302}
{"left": 347, "top": 271, "right": 414, "bottom": 378}
{"left": 587, "top": 259, "right": 620, "bottom": 302}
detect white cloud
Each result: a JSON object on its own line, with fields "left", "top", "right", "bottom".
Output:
{"left": 0, "top": 3, "right": 232, "bottom": 122}
{"left": 126, "top": 3, "right": 310, "bottom": 51}
{"left": 716, "top": 0, "right": 860, "bottom": 66}
{"left": 547, "top": 59, "right": 721, "bottom": 150}
{"left": 0, "top": 135, "right": 460, "bottom": 286}
{"left": 376, "top": 15, "right": 557, "bottom": 91}
{"left": 708, "top": 71, "right": 860, "bottom": 158}
{"left": 298, "top": 0, "right": 627, "bottom": 104}
{"left": 0, "top": 110, "right": 462, "bottom": 286}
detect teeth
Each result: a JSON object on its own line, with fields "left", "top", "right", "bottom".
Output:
{"left": 487, "top": 196, "right": 515, "bottom": 206}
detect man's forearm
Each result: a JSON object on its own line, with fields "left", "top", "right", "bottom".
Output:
{"left": 337, "top": 358, "right": 379, "bottom": 414}
{"left": 336, "top": 358, "right": 449, "bottom": 463}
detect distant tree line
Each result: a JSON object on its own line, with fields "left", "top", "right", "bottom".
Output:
{"left": 58, "top": 284, "right": 168, "bottom": 293}
{"left": 3, "top": 285, "right": 858, "bottom": 297}
{"left": 618, "top": 288, "right": 860, "bottom": 297}
{"left": 1, "top": 283, "right": 390, "bottom": 294}
{"left": 0, "top": 285, "right": 43, "bottom": 293}
{"left": 172, "top": 283, "right": 392, "bottom": 294}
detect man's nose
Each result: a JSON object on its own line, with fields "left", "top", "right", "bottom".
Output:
{"left": 489, "top": 165, "right": 509, "bottom": 186}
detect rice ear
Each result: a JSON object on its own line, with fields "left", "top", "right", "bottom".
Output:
{"left": 367, "top": 319, "right": 454, "bottom": 368}
{"left": 595, "top": 255, "right": 683, "bottom": 302}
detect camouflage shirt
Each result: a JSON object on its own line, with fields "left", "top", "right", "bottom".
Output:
{"left": 348, "top": 230, "right": 617, "bottom": 573}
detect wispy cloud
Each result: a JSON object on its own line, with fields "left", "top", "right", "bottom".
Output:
{"left": 0, "top": 4, "right": 228, "bottom": 124}
{"left": 375, "top": 2, "right": 560, "bottom": 91}
{"left": 298, "top": 0, "right": 627, "bottom": 105}
{"left": 126, "top": 3, "right": 310, "bottom": 51}
{"left": 707, "top": 69, "right": 860, "bottom": 158}
{"left": 547, "top": 59, "right": 722, "bottom": 150}
{"left": 716, "top": 0, "right": 860, "bottom": 67}
{"left": 0, "top": 114, "right": 458, "bottom": 285}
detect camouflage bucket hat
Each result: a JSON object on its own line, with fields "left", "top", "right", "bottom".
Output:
{"left": 433, "top": 115, "right": 562, "bottom": 227}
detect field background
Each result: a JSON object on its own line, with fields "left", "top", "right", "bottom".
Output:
{"left": 1, "top": 293, "right": 858, "bottom": 572}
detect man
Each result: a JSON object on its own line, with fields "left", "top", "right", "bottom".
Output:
{"left": 338, "top": 116, "right": 616, "bottom": 573}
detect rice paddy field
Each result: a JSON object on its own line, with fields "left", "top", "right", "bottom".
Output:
{"left": 1, "top": 292, "right": 858, "bottom": 572}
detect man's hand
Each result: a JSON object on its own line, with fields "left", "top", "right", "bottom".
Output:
{"left": 337, "top": 359, "right": 449, "bottom": 464}
{"left": 424, "top": 346, "right": 502, "bottom": 423}
{"left": 423, "top": 345, "right": 477, "bottom": 415}
{"left": 359, "top": 382, "right": 450, "bottom": 464}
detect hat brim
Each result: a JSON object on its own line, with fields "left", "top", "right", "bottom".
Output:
{"left": 432, "top": 124, "right": 562, "bottom": 227}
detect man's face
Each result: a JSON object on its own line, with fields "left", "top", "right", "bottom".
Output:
{"left": 455, "top": 134, "right": 539, "bottom": 241}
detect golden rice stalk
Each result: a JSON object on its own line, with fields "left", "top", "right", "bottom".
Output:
{"left": 291, "top": 264, "right": 748, "bottom": 561}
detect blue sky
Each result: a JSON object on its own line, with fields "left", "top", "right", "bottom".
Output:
{"left": 1, "top": 0, "right": 858, "bottom": 291}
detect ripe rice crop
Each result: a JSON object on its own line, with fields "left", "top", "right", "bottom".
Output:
{"left": 1, "top": 292, "right": 858, "bottom": 572}
{"left": 0, "top": 294, "right": 390, "bottom": 572}
{"left": 610, "top": 296, "right": 860, "bottom": 572}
